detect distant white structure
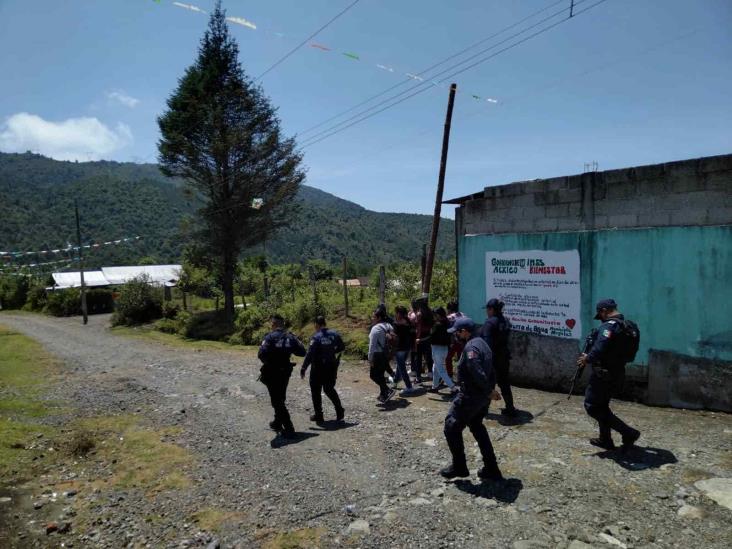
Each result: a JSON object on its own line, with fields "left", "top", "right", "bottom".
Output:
{"left": 101, "top": 265, "right": 180, "bottom": 287}
{"left": 51, "top": 271, "right": 110, "bottom": 289}
{"left": 51, "top": 265, "right": 181, "bottom": 289}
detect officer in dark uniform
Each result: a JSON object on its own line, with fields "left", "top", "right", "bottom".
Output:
{"left": 577, "top": 298, "right": 641, "bottom": 450}
{"left": 258, "top": 314, "right": 306, "bottom": 438}
{"left": 480, "top": 298, "right": 517, "bottom": 417}
{"left": 301, "top": 315, "right": 346, "bottom": 424}
{"left": 440, "top": 317, "right": 504, "bottom": 481}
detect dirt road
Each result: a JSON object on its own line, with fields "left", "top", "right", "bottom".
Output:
{"left": 1, "top": 312, "right": 730, "bottom": 548}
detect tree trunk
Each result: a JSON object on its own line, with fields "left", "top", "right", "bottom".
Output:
{"left": 182, "top": 291, "right": 188, "bottom": 312}
{"left": 222, "top": 250, "right": 236, "bottom": 326}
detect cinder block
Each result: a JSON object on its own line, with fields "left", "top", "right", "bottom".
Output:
{"left": 533, "top": 217, "right": 558, "bottom": 232}
{"left": 594, "top": 199, "right": 631, "bottom": 216}
{"left": 705, "top": 207, "right": 732, "bottom": 225}
{"left": 544, "top": 203, "right": 569, "bottom": 218}
{"left": 567, "top": 202, "right": 583, "bottom": 218}
{"left": 542, "top": 177, "right": 568, "bottom": 192}
{"left": 483, "top": 186, "right": 498, "bottom": 198}
{"left": 635, "top": 162, "right": 666, "bottom": 180}
{"left": 567, "top": 175, "right": 583, "bottom": 190}
{"left": 704, "top": 171, "right": 732, "bottom": 191}
{"left": 503, "top": 193, "right": 537, "bottom": 208}
{"left": 637, "top": 210, "right": 671, "bottom": 228}
{"left": 606, "top": 181, "right": 637, "bottom": 200}
{"left": 700, "top": 154, "right": 732, "bottom": 174}
{"left": 637, "top": 179, "right": 669, "bottom": 196}
{"left": 668, "top": 208, "right": 706, "bottom": 226}
{"left": 604, "top": 168, "right": 629, "bottom": 185}
{"left": 607, "top": 213, "right": 638, "bottom": 228}
{"left": 496, "top": 182, "right": 525, "bottom": 198}
{"left": 556, "top": 217, "right": 582, "bottom": 231}
{"left": 591, "top": 177, "right": 607, "bottom": 200}
{"left": 666, "top": 171, "right": 706, "bottom": 193}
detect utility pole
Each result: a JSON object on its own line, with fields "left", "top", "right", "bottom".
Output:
{"left": 422, "top": 83, "right": 457, "bottom": 299}
{"left": 75, "top": 200, "right": 88, "bottom": 325}
{"left": 342, "top": 256, "right": 349, "bottom": 318}
{"left": 420, "top": 244, "right": 427, "bottom": 289}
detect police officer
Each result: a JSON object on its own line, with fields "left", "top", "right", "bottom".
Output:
{"left": 440, "top": 317, "right": 503, "bottom": 481}
{"left": 577, "top": 298, "right": 641, "bottom": 451}
{"left": 480, "top": 298, "right": 517, "bottom": 417}
{"left": 258, "top": 314, "right": 306, "bottom": 438}
{"left": 301, "top": 315, "right": 346, "bottom": 424}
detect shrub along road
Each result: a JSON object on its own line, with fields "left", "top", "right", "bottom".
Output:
{"left": 0, "top": 312, "right": 730, "bottom": 548}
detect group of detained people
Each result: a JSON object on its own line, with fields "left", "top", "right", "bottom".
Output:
{"left": 368, "top": 298, "right": 517, "bottom": 416}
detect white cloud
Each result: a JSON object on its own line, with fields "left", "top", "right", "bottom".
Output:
{"left": 107, "top": 90, "right": 140, "bottom": 108}
{"left": 0, "top": 112, "right": 133, "bottom": 161}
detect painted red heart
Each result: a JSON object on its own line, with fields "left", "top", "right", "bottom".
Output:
{"left": 565, "top": 319, "right": 576, "bottom": 329}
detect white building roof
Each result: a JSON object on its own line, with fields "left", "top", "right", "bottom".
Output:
{"left": 101, "top": 265, "right": 181, "bottom": 286}
{"left": 51, "top": 271, "right": 110, "bottom": 289}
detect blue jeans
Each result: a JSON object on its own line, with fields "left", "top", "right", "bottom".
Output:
{"left": 431, "top": 345, "right": 454, "bottom": 389}
{"left": 394, "top": 350, "right": 413, "bottom": 389}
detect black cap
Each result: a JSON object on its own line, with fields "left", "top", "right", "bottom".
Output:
{"left": 594, "top": 298, "right": 617, "bottom": 319}
{"left": 447, "top": 317, "right": 475, "bottom": 333}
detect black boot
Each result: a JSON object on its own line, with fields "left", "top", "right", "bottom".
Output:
{"left": 269, "top": 420, "right": 281, "bottom": 431}
{"left": 478, "top": 463, "right": 504, "bottom": 481}
{"left": 440, "top": 463, "right": 470, "bottom": 479}
{"left": 310, "top": 413, "right": 325, "bottom": 424}
{"left": 590, "top": 437, "right": 616, "bottom": 450}
{"left": 621, "top": 428, "right": 640, "bottom": 450}
{"left": 336, "top": 407, "right": 345, "bottom": 421}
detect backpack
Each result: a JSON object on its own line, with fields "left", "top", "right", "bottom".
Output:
{"left": 616, "top": 319, "right": 640, "bottom": 363}
{"left": 383, "top": 324, "right": 399, "bottom": 359}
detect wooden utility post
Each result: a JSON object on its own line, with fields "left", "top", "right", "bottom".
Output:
{"left": 342, "top": 256, "right": 349, "bottom": 317}
{"left": 378, "top": 265, "right": 386, "bottom": 306}
{"left": 74, "top": 200, "right": 88, "bottom": 325}
{"left": 420, "top": 244, "right": 427, "bottom": 288}
{"left": 422, "top": 83, "right": 457, "bottom": 299}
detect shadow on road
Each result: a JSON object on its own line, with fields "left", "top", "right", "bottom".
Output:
{"left": 270, "top": 432, "right": 319, "bottom": 448}
{"left": 485, "top": 409, "right": 535, "bottom": 426}
{"left": 377, "top": 399, "right": 411, "bottom": 412}
{"left": 595, "top": 446, "right": 678, "bottom": 471}
{"left": 453, "top": 477, "right": 523, "bottom": 504}
{"left": 309, "top": 420, "right": 359, "bottom": 432}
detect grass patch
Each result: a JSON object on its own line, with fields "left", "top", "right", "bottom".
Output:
{"left": 262, "top": 528, "right": 325, "bottom": 549}
{"left": 0, "top": 324, "right": 59, "bottom": 481}
{"left": 111, "top": 325, "right": 258, "bottom": 354}
{"left": 190, "top": 507, "right": 246, "bottom": 531}
{"left": 71, "top": 415, "right": 193, "bottom": 493}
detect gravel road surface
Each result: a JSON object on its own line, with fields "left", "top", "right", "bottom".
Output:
{"left": 1, "top": 312, "right": 730, "bottom": 548}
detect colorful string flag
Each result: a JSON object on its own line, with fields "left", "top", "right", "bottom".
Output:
{"left": 251, "top": 198, "right": 264, "bottom": 210}
{"left": 310, "top": 43, "right": 331, "bottom": 51}
{"left": 406, "top": 73, "right": 424, "bottom": 82}
{"left": 342, "top": 52, "right": 360, "bottom": 61}
{"left": 172, "top": 2, "right": 206, "bottom": 14}
{"left": 227, "top": 16, "right": 256, "bottom": 30}
{"left": 376, "top": 64, "right": 394, "bottom": 73}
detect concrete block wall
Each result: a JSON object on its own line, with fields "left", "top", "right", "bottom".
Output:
{"left": 460, "top": 154, "right": 732, "bottom": 236}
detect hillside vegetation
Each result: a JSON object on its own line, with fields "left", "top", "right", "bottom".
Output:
{"left": 0, "top": 152, "right": 454, "bottom": 272}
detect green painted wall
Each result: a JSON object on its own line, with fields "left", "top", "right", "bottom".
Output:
{"left": 458, "top": 226, "right": 732, "bottom": 362}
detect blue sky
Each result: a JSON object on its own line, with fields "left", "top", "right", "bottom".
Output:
{"left": 1, "top": 0, "right": 730, "bottom": 217}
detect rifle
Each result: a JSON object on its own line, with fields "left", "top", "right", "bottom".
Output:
{"left": 567, "top": 328, "right": 598, "bottom": 399}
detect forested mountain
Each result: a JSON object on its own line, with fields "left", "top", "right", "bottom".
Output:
{"left": 0, "top": 153, "right": 454, "bottom": 273}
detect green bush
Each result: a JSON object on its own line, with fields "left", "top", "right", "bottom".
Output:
{"left": 23, "top": 285, "right": 48, "bottom": 312}
{"left": 233, "top": 304, "right": 269, "bottom": 344}
{"left": 44, "top": 289, "right": 82, "bottom": 317}
{"left": 86, "top": 289, "right": 114, "bottom": 314}
{"left": 162, "top": 301, "right": 180, "bottom": 319}
{"left": 111, "top": 275, "right": 163, "bottom": 326}
{"left": 183, "top": 310, "right": 233, "bottom": 341}
{"left": 0, "top": 276, "right": 29, "bottom": 310}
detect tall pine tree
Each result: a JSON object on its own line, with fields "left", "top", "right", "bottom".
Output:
{"left": 158, "top": 1, "right": 305, "bottom": 326}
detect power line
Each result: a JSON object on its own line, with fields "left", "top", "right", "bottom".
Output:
{"left": 338, "top": 26, "right": 701, "bottom": 165}
{"left": 300, "top": 0, "right": 609, "bottom": 149}
{"left": 297, "top": 0, "right": 567, "bottom": 137}
{"left": 299, "top": 0, "right": 588, "bottom": 147}
{"left": 256, "top": 0, "right": 362, "bottom": 81}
